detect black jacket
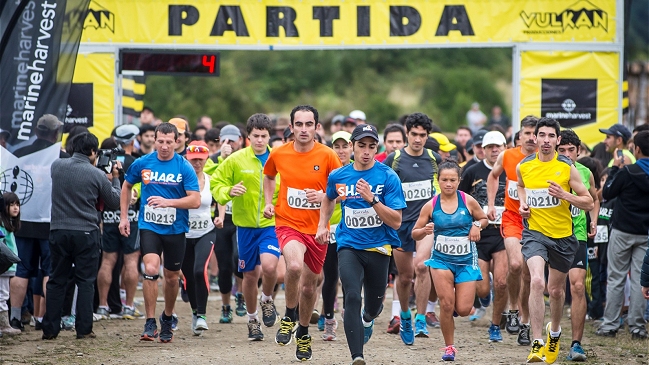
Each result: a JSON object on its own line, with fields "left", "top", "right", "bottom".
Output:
{"left": 602, "top": 164, "right": 649, "bottom": 235}
{"left": 642, "top": 246, "right": 649, "bottom": 287}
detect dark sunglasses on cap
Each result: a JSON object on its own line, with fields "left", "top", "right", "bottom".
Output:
{"left": 186, "top": 145, "right": 209, "bottom": 153}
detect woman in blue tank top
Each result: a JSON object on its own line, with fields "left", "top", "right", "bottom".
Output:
{"left": 412, "top": 160, "right": 488, "bottom": 362}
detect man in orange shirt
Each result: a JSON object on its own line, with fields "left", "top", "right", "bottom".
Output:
{"left": 263, "top": 105, "right": 342, "bottom": 361}
{"left": 486, "top": 116, "right": 538, "bottom": 345}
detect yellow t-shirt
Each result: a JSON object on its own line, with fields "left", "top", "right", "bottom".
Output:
{"left": 519, "top": 152, "right": 573, "bottom": 238}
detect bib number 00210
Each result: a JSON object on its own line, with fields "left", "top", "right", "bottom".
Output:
{"left": 525, "top": 188, "right": 560, "bottom": 209}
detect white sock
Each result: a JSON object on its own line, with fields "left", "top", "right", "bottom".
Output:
{"left": 99, "top": 305, "right": 109, "bottom": 311}
{"left": 247, "top": 311, "right": 259, "bottom": 322}
{"left": 391, "top": 300, "right": 400, "bottom": 317}
{"left": 426, "top": 300, "right": 437, "bottom": 313}
{"left": 260, "top": 293, "right": 273, "bottom": 303}
{"left": 549, "top": 327, "right": 561, "bottom": 338}
{"left": 363, "top": 318, "right": 373, "bottom": 327}
{"left": 535, "top": 339, "right": 544, "bottom": 345}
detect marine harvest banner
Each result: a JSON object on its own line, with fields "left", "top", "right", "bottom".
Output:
{"left": 0, "top": 0, "right": 90, "bottom": 152}
{"left": 79, "top": 0, "right": 617, "bottom": 47}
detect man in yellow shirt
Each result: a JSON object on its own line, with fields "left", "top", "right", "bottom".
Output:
{"left": 516, "top": 118, "right": 593, "bottom": 364}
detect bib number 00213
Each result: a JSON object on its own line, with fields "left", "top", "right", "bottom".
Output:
{"left": 144, "top": 206, "right": 176, "bottom": 225}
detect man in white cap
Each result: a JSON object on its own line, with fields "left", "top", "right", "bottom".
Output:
{"left": 350, "top": 110, "right": 366, "bottom": 124}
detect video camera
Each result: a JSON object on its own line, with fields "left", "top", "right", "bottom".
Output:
{"left": 96, "top": 147, "right": 124, "bottom": 174}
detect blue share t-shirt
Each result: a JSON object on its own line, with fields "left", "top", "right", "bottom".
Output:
{"left": 125, "top": 152, "right": 199, "bottom": 235}
{"left": 326, "top": 162, "right": 407, "bottom": 251}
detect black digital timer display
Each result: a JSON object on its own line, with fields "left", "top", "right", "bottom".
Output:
{"left": 120, "top": 51, "right": 220, "bottom": 76}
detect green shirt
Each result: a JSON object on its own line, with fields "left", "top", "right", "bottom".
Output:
{"left": 571, "top": 162, "right": 591, "bottom": 242}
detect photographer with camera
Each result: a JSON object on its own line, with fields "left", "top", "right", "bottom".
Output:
{"left": 42, "top": 132, "right": 122, "bottom": 340}
{"left": 97, "top": 124, "right": 142, "bottom": 320}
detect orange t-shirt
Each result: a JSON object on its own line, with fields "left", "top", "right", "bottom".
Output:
{"left": 502, "top": 147, "right": 528, "bottom": 213}
{"left": 263, "top": 141, "right": 342, "bottom": 235}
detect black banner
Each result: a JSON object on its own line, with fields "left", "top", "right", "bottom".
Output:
{"left": 541, "top": 78, "right": 597, "bottom": 129}
{"left": 0, "top": 0, "right": 90, "bottom": 152}
{"left": 64, "top": 82, "right": 93, "bottom": 132}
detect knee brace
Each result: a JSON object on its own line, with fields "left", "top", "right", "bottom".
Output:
{"left": 143, "top": 273, "right": 160, "bottom": 281}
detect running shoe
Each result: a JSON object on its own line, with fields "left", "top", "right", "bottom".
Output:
{"left": 95, "top": 307, "right": 109, "bottom": 321}
{"left": 171, "top": 313, "right": 179, "bottom": 331}
{"left": 310, "top": 309, "right": 320, "bottom": 324}
{"left": 441, "top": 345, "right": 457, "bottom": 361}
{"left": 109, "top": 311, "right": 123, "bottom": 319}
{"left": 488, "top": 323, "right": 503, "bottom": 342}
{"left": 479, "top": 272, "right": 493, "bottom": 308}
{"left": 566, "top": 342, "right": 587, "bottom": 361}
{"left": 544, "top": 322, "right": 561, "bottom": 364}
{"left": 260, "top": 298, "right": 279, "bottom": 327}
{"left": 387, "top": 316, "right": 400, "bottom": 334}
{"left": 275, "top": 316, "right": 296, "bottom": 346}
{"left": 526, "top": 340, "right": 544, "bottom": 363}
{"left": 61, "top": 315, "right": 75, "bottom": 331}
{"left": 363, "top": 316, "right": 374, "bottom": 344}
{"left": 631, "top": 328, "right": 648, "bottom": 340}
{"left": 248, "top": 319, "right": 264, "bottom": 341}
{"left": 191, "top": 313, "right": 199, "bottom": 336}
{"left": 140, "top": 318, "right": 158, "bottom": 341}
{"left": 352, "top": 356, "right": 366, "bottom": 365}
{"left": 180, "top": 279, "right": 189, "bottom": 303}
{"left": 295, "top": 334, "right": 313, "bottom": 361}
{"left": 399, "top": 315, "right": 414, "bottom": 346}
{"left": 517, "top": 323, "right": 531, "bottom": 346}
{"left": 195, "top": 315, "right": 208, "bottom": 331}
{"left": 317, "top": 314, "right": 325, "bottom": 331}
{"left": 414, "top": 318, "right": 429, "bottom": 338}
{"left": 594, "top": 327, "right": 617, "bottom": 337}
{"left": 506, "top": 310, "right": 520, "bottom": 334}
{"left": 322, "top": 318, "right": 337, "bottom": 341}
{"left": 469, "top": 307, "right": 486, "bottom": 321}
{"left": 220, "top": 305, "right": 233, "bottom": 323}
{"left": 426, "top": 312, "right": 440, "bottom": 328}
{"left": 34, "top": 317, "right": 42, "bottom": 331}
{"left": 159, "top": 314, "right": 174, "bottom": 343}
{"left": 122, "top": 306, "right": 138, "bottom": 320}
{"left": 235, "top": 293, "right": 247, "bottom": 317}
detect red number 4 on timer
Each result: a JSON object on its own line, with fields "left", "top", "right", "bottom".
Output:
{"left": 202, "top": 55, "right": 215, "bottom": 73}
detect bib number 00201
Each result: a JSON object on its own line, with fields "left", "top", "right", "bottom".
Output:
{"left": 434, "top": 235, "right": 470, "bottom": 256}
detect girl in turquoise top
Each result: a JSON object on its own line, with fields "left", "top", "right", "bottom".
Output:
{"left": 412, "top": 160, "right": 488, "bottom": 362}
{"left": 0, "top": 192, "right": 21, "bottom": 336}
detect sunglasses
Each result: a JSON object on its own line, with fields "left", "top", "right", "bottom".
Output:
{"left": 186, "top": 145, "right": 209, "bottom": 153}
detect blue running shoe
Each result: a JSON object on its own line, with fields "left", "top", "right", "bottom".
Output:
{"left": 363, "top": 319, "right": 374, "bottom": 344}
{"left": 317, "top": 314, "right": 325, "bottom": 331}
{"left": 399, "top": 315, "right": 414, "bottom": 345}
{"left": 566, "top": 342, "right": 587, "bottom": 361}
{"left": 442, "top": 345, "right": 457, "bottom": 361}
{"left": 488, "top": 323, "right": 503, "bottom": 342}
{"left": 479, "top": 273, "right": 493, "bottom": 308}
{"left": 159, "top": 315, "right": 174, "bottom": 343}
{"left": 415, "top": 318, "right": 429, "bottom": 338}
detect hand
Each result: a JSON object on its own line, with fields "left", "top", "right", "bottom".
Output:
{"left": 547, "top": 180, "right": 566, "bottom": 200}
{"left": 519, "top": 202, "right": 531, "bottom": 218}
{"left": 355, "top": 178, "right": 374, "bottom": 203}
{"left": 147, "top": 196, "right": 171, "bottom": 208}
{"left": 469, "top": 225, "right": 481, "bottom": 242}
{"left": 487, "top": 206, "right": 497, "bottom": 222}
{"left": 263, "top": 203, "right": 275, "bottom": 219}
{"left": 315, "top": 226, "right": 330, "bottom": 245}
{"left": 422, "top": 222, "right": 434, "bottom": 236}
{"left": 229, "top": 181, "right": 247, "bottom": 197}
{"left": 129, "top": 189, "right": 138, "bottom": 206}
{"left": 587, "top": 221, "right": 597, "bottom": 239}
{"left": 118, "top": 219, "right": 130, "bottom": 237}
{"left": 112, "top": 160, "right": 123, "bottom": 178}
{"left": 304, "top": 189, "right": 323, "bottom": 204}
{"left": 613, "top": 148, "right": 625, "bottom": 167}
{"left": 221, "top": 139, "right": 233, "bottom": 158}
{"left": 643, "top": 286, "right": 649, "bottom": 300}
{"left": 213, "top": 216, "right": 224, "bottom": 229}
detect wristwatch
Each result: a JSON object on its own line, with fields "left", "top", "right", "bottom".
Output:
{"left": 473, "top": 221, "right": 483, "bottom": 230}
{"left": 370, "top": 195, "right": 380, "bottom": 206}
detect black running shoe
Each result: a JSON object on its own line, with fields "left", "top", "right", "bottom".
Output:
{"left": 295, "top": 334, "right": 313, "bottom": 361}
{"left": 506, "top": 310, "right": 520, "bottom": 335}
{"left": 275, "top": 316, "right": 296, "bottom": 346}
{"left": 140, "top": 318, "right": 158, "bottom": 341}
{"left": 248, "top": 319, "right": 264, "bottom": 341}
{"left": 159, "top": 315, "right": 174, "bottom": 343}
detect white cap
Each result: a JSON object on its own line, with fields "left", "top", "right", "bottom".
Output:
{"left": 481, "top": 131, "right": 506, "bottom": 147}
{"left": 349, "top": 110, "right": 366, "bottom": 121}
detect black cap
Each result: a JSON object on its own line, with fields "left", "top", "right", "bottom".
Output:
{"left": 351, "top": 124, "right": 379, "bottom": 142}
{"left": 283, "top": 126, "right": 293, "bottom": 140}
{"left": 465, "top": 139, "right": 474, "bottom": 154}
{"left": 424, "top": 136, "right": 440, "bottom": 152}
{"left": 599, "top": 124, "right": 632, "bottom": 142}
{"left": 472, "top": 129, "right": 488, "bottom": 146}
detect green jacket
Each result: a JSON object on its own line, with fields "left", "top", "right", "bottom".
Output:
{"left": 210, "top": 146, "right": 279, "bottom": 228}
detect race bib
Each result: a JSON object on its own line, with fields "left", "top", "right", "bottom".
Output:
{"left": 344, "top": 207, "right": 382, "bottom": 229}
{"left": 189, "top": 212, "right": 212, "bottom": 231}
{"left": 594, "top": 225, "right": 609, "bottom": 243}
{"left": 225, "top": 201, "right": 233, "bottom": 215}
{"left": 525, "top": 188, "right": 560, "bottom": 209}
{"left": 434, "top": 235, "right": 471, "bottom": 256}
{"left": 287, "top": 187, "right": 321, "bottom": 210}
{"left": 570, "top": 205, "right": 581, "bottom": 218}
{"left": 329, "top": 223, "right": 338, "bottom": 244}
{"left": 482, "top": 206, "right": 505, "bottom": 225}
{"left": 507, "top": 180, "right": 519, "bottom": 200}
{"left": 402, "top": 180, "right": 432, "bottom": 202}
{"left": 143, "top": 206, "right": 176, "bottom": 225}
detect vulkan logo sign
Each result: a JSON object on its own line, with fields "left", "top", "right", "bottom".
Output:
{"left": 84, "top": 1, "right": 115, "bottom": 33}
{"left": 520, "top": 0, "right": 608, "bottom": 33}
